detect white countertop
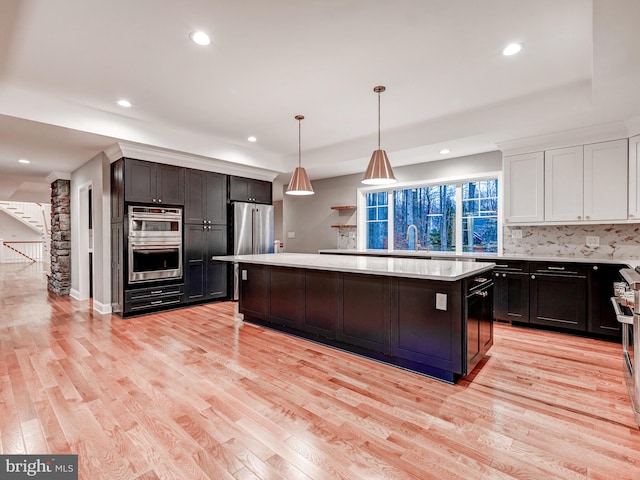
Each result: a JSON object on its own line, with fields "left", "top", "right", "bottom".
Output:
{"left": 213, "top": 253, "right": 495, "bottom": 282}
{"left": 318, "top": 249, "right": 640, "bottom": 268}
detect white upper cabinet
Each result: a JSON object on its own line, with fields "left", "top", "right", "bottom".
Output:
{"left": 584, "top": 139, "right": 628, "bottom": 221}
{"left": 629, "top": 135, "right": 640, "bottom": 220}
{"left": 544, "top": 146, "right": 584, "bottom": 222}
{"left": 504, "top": 151, "right": 544, "bottom": 223}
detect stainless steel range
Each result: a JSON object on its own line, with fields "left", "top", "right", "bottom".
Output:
{"left": 611, "top": 268, "right": 640, "bottom": 427}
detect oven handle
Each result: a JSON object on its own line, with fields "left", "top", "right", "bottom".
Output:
{"left": 130, "top": 243, "right": 181, "bottom": 251}
{"left": 129, "top": 213, "right": 182, "bottom": 221}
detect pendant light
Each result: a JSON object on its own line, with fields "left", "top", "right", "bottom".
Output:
{"left": 286, "top": 115, "right": 314, "bottom": 195}
{"left": 362, "top": 85, "right": 397, "bottom": 185}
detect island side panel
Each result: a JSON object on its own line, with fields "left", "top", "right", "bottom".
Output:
{"left": 390, "top": 278, "right": 463, "bottom": 374}
{"left": 238, "top": 263, "right": 270, "bottom": 320}
{"left": 336, "top": 273, "right": 392, "bottom": 355}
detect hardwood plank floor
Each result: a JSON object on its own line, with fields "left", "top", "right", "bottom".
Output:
{"left": 1, "top": 262, "right": 639, "bottom": 479}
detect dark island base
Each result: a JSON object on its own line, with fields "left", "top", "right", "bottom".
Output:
{"left": 243, "top": 316, "right": 460, "bottom": 383}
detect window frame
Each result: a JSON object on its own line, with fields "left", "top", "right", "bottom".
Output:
{"left": 357, "top": 171, "right": 503, "bottom": 253}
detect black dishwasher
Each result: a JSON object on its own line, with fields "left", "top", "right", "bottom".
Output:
{"left": 529, "top": 262, "right": 587, "bottom": 331}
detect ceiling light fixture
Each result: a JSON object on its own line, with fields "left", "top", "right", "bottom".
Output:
{"left": 362, "top": 86, "right": 396, "bottom": 185}
{"left": 117, "top": 99, "right": 132, "bottom": 108}
{"left": 190, "top": 31, "right": 211, "bottom": 46}
{"left": 286, "top": 115, "right": 314, "bottom": 196}
{"left": 247, "top": 136, "right": 257, "bottom": 142}
{"left": 440, "top": 148, "right": 451, "bottom": 155}
{"left": 502, "top": 43, "right": 523, "bottom": 56}
{"left": 18, "top": 159, "right": 30, "bottom": 164}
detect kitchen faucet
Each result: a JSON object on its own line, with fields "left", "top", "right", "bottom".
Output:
{"left": 406, "top": 224, "right": 421, "bottom": 251}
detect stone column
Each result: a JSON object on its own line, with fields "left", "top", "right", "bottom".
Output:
{"left": 49, "top": 179, "right": 71, "bottom": 295}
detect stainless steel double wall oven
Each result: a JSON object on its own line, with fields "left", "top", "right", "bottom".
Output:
{"left": 128, "top": 205, "right": 183, "bottom": 284}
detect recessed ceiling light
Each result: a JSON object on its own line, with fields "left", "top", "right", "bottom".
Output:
{"left": 502, "top": 43, "right": 523, "bottom": 56}
{"left": 440, "top": 148, "right": 451, "bottom": 155}
{"left": 117, "top": 99, "right": 132, "bottom": 108}
{"left": 18, "top": 159, "right": 31, "bottom": 164}
{"left": 190, "top": 31, "right": 211, "bottom": 46}
{"left": 247, "top": 136, "right": 257, "bottom": 142}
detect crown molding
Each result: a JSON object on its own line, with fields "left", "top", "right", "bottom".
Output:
{"left": 45, "top": 172, "right": 71, "bottom": 183}
{"left": 496, "top": 121, "right": 629, "bottom": 156}
{"left": 104, "top": 142, "right": 280, "bottom": 182}
{"left": 626, "top": 116, "right": 640, "bottom": 137}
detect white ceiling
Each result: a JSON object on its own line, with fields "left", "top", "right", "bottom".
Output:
{"left": 1, "top": 0, "right": 639, "bottom": 202}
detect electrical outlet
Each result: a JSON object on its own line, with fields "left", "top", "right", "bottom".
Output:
{"left": 586, "top": 236, "right": 600, "bottom": 247}
{"left": 511, "top": 229, "right": 522, "bottom": 239}
{"left": 436, "top": 293, "right": 447, "bottom": 311}
{"left": 287, "top": 231, "right": 296, "bottom": 239}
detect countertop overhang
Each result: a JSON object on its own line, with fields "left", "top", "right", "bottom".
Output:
{"left": 213, "top": 253, "right": 495, "bottom": 282}
{"left": 318, "top": 249, "right": 640, "bottom": 268}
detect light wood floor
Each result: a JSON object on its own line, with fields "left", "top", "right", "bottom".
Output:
{"left": 1, "top": 262, "right": 639, "bottom": 479}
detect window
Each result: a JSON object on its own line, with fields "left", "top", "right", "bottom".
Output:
{"left": 462, "top": 180, "right": 498, "bottom": 252}
{"left": 363, "top": 177, "right": 499, "bottom": 253}
{"left": 366, "top": 191, "right": 389, "bottom": 250}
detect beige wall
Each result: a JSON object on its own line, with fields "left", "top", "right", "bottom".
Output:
{"left": 282, "top": 151, "right": 502, "bottom": 253}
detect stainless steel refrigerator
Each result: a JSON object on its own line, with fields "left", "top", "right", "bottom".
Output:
{"left": 231, "top": 202, "right": 274, "bottom": 299}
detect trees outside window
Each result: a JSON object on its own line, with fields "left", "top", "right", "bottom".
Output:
{"left": 365, "top": 178, "right": 498, "bottom": 253}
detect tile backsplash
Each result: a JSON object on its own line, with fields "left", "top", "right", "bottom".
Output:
{"left": 503, "top": 224, "right": 640, "bottom": 259}
{"left": 336, "top": 227, "right": 357, "bottom": 249}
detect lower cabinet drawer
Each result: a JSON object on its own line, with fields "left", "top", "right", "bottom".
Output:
{"left": 124, "top": 284, "right": 184, "bottom": 314}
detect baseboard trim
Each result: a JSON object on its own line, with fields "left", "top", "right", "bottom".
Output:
{"left": 69, "top": 288, "right": 81, "bottom": 300}
{"left": 93, "top": 300, "right": 112, "bottom": 315}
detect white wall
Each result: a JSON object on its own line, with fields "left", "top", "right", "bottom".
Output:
{"left": 283, "top": 151, "right": 502, "bottom": 253}
{"left": 0, "top": 211, "right": 43, "bottom": 241}
{"left": 70, "top": 152, "right": 111, "bottom": 313}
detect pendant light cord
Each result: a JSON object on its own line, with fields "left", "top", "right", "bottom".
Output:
{"left": 377, "top": 90, "right": 381, "bottom": 149}
{"left": 298, "top": 118, "right": 302, "bottom": 168}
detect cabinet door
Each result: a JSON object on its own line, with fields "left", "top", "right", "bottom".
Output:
{"left": 587, "top": 263, "right": 624, "bottom": 337}
{"left": 206, "top": 172, "right": 227, "bottom": 223}
{"left": 269, "top": 267, "right": 304, "bottom": 329}
{"left": 111, "top": 222, "right": 124, "bottom": 314}
{"left": 229, "top": 176, "right": 251, "bottom": 202}
{"left": 124, "top": 159, "right": 156, "bottom": 203}
{"left": 303, "top": 270, "right": 339, "bottom": 339}
{"left": 503, "top": 152, "right": 544, "bottom": 223}
{"left": 184, "top": 169, "right": 206, "bottom": 224}
{"left": 337, "top": 274, "right": 391, "bottom": 354}
{"left": 251, "top": 179, "right": 272, "bottom": 204}
{"left": 584, "top": 139, "right": 628, "bottom": 221}
{"left": 629, "top": 135, "right": 640, "bottom": 220}
{"left": 184, "top": 223, "right": 206, "bottom": 302}
{"left": 110, "top": 160, "right": 125, "bottom": 223}
{"left": 206, "top": 225, "right": 228, "bottom": 299}
{"left": 156, "top": 164, "right": 184, "bottom": 205}
{"left": 493, "top": 272, "right": 529, "bottom": 323}
{"left": 530, "top": 273, "right": 586, "bottom": 331}
{"left": 544, "top": 146, "right": 584, "bottom": 222}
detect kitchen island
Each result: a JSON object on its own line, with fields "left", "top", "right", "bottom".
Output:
{"left": 214, "top": 253, "right": 496, "bottom": 383}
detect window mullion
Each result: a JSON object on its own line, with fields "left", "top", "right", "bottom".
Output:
{"left": 455, "top": 183, "right": 463, "bottom": 254}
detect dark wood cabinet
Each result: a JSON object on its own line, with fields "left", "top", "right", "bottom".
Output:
{"left": 124, "top": 283, "right": 184, "bottom": 314}
{"left": 229, "top": 176, "right": 272, "bottom": 204}
{"left": 269, "top": 267, "right": 304, "bottom": 329}
{"left": 110, "top": 159, "right": 125, "bottom": 223}
{"left": 184, "top": 224, "right": 228, "bottom": 303}
{"left": 493, "top": 261, "right": 529, "bottom": 323}
{"left": 588, "top": 263, "right": 626, "bottom": 337}
{"left": 391, "top": 278, "right": 461, "bottom": 372}
{"left": 529, "top": 262, "right": 587, "bottom": 331}
{"left": 110, "top": 222, "right": 124, "bottom": 314}
{"left": 124, "top": 158, "right": 184, "bottom": 205}
{"left": 336, "top": 274, "right": 391, "bottom": 354}
{"left": 303, "top": 270, "right": 340, "bottom": 339}
{"left": 466, "top": 281, "right": 493, "bottom": 372}
{"left": 185, "top": 170, "right": 227, "bottom": 224}
{"left": 239, "top": 264, "right": 269, "bottom": 320}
